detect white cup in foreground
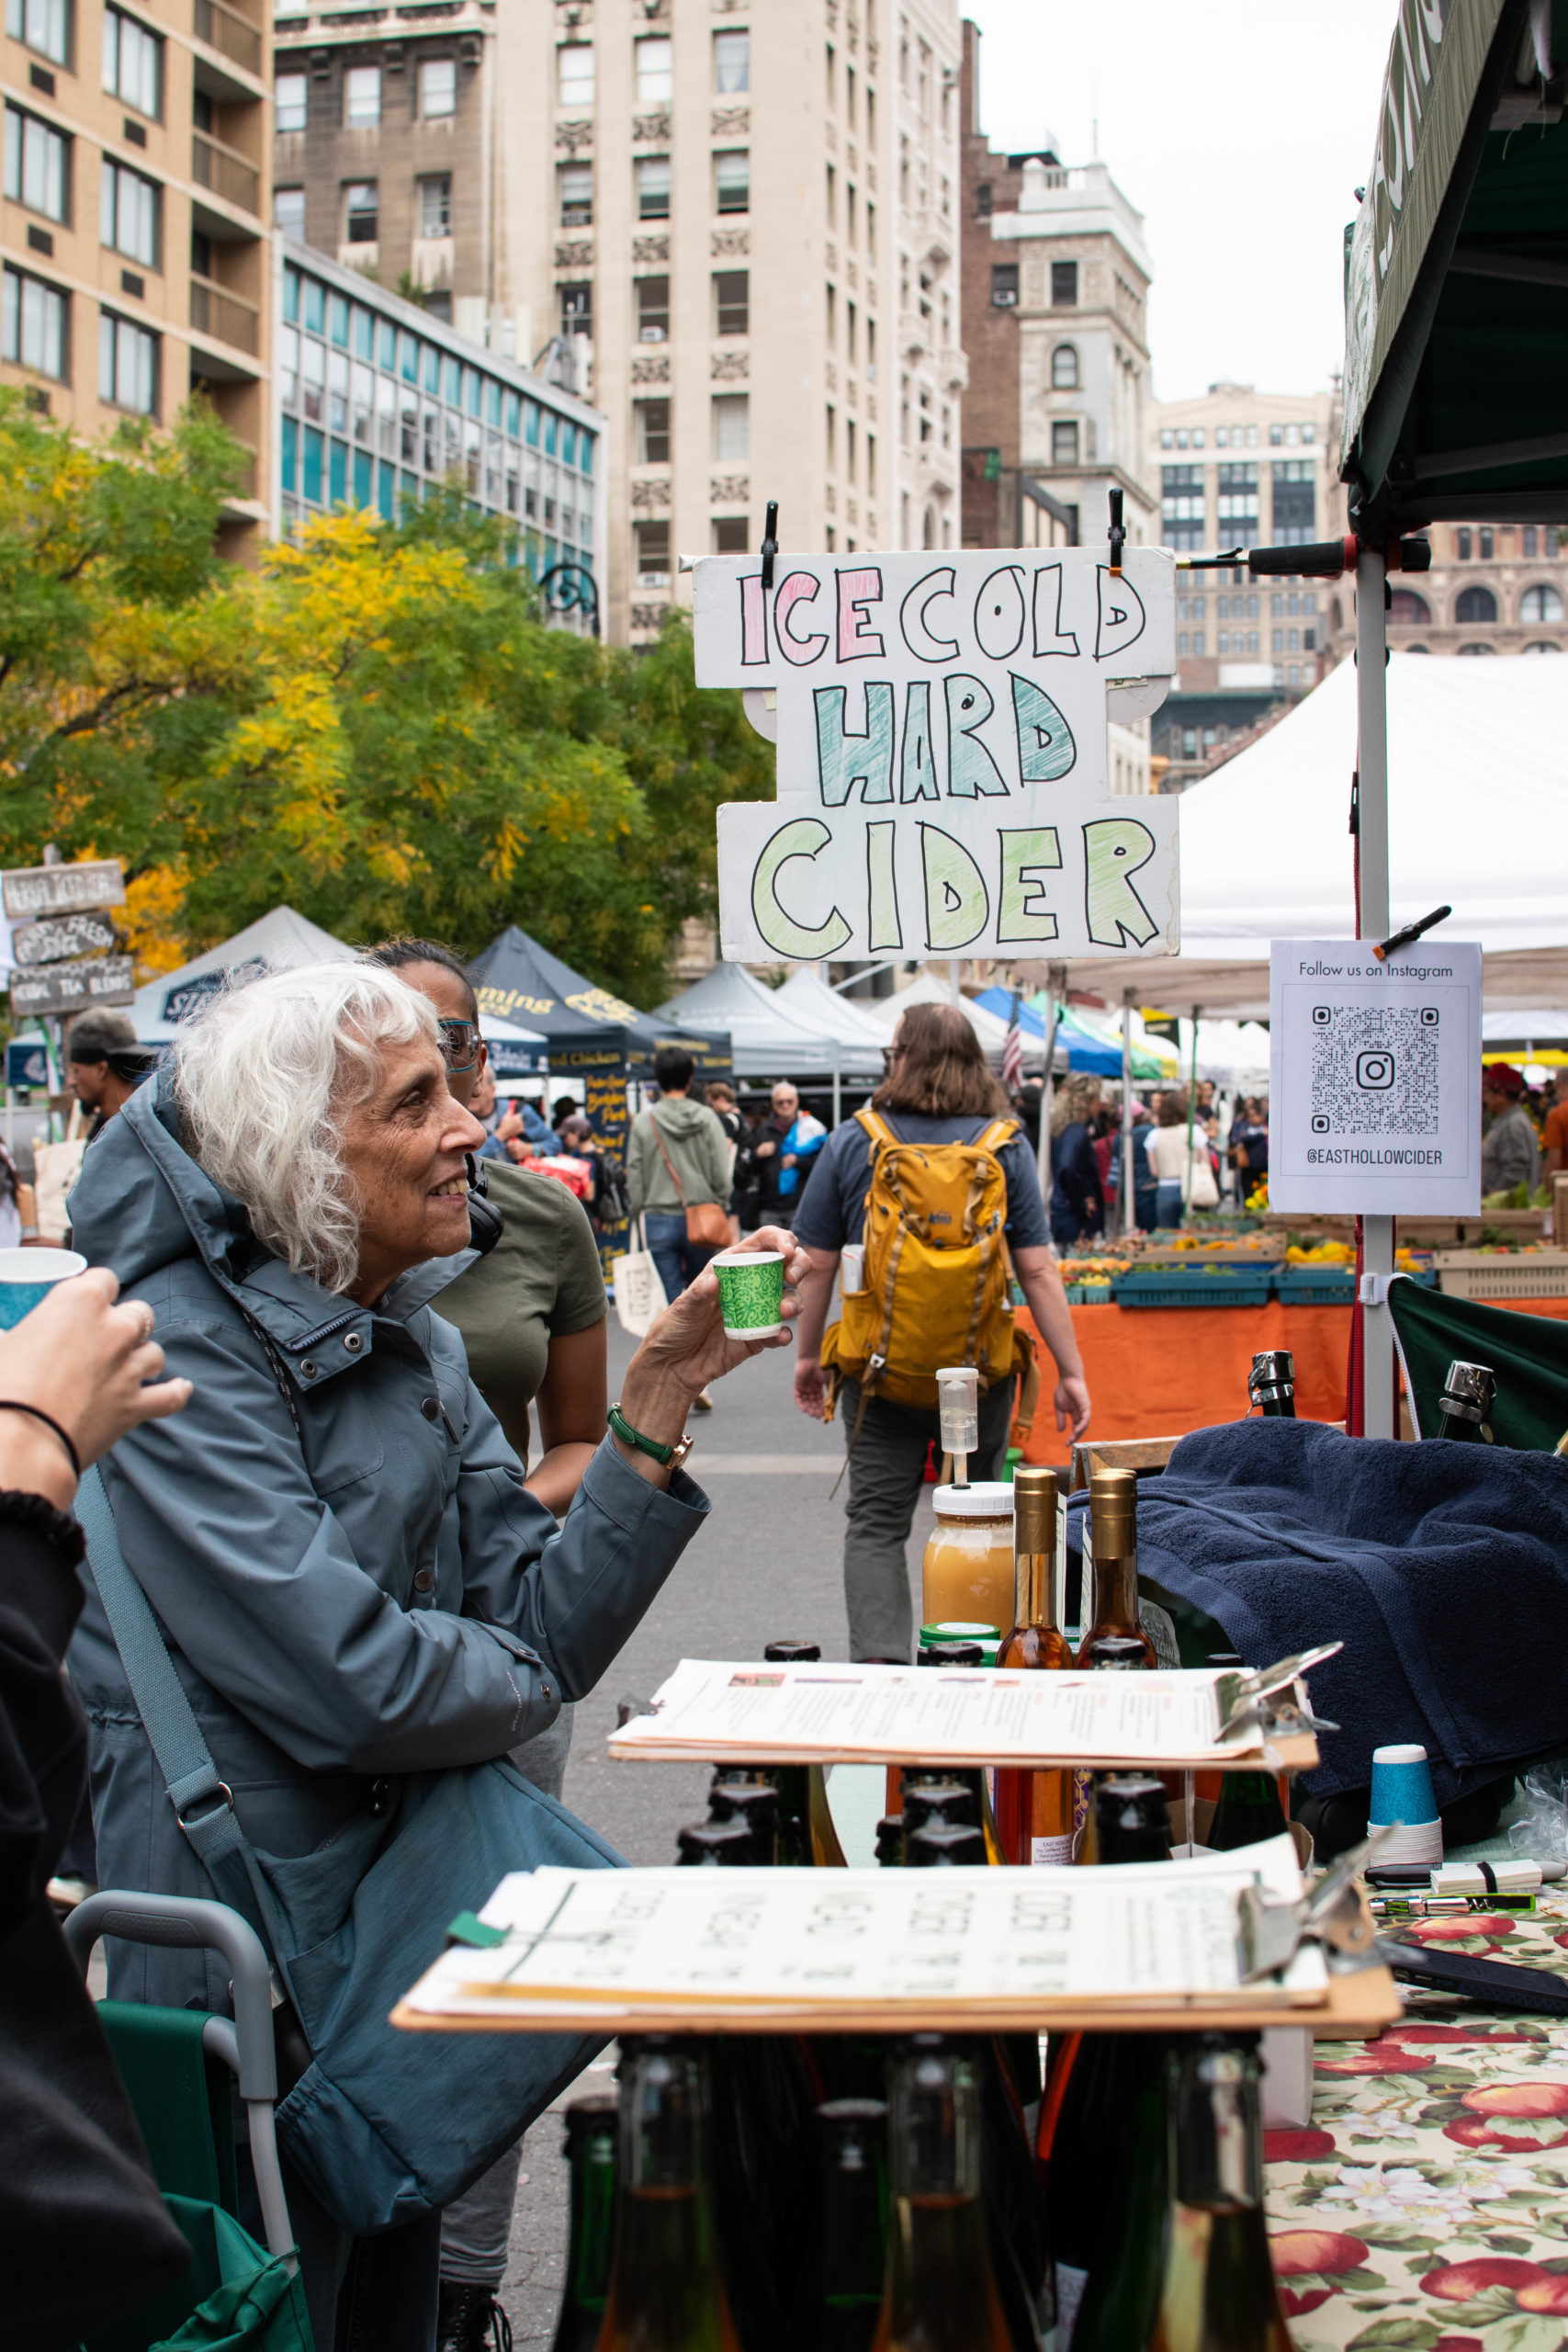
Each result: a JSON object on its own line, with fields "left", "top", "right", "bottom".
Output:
{"left": 840, "top": 1243, "right": 866, "bottom": 1295}
{"left": 0, "top": 1246, "right": 88, "bottom": 1331}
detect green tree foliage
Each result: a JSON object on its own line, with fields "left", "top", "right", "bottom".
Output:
{"left": 0, "top": 394, "right": 774, "bottom": 1002}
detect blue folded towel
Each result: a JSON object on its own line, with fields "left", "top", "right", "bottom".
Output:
{"left": 1066, "top": 1420, "right": 1568, "bottom": 1804}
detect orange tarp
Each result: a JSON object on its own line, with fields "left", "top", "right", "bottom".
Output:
{"left": 1019, "top": 1295, "right": 1568, "bottom": 1457}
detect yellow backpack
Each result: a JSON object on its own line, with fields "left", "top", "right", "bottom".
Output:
{"left": 820, "top": 1107, "right": 1030, "bottom": 1419}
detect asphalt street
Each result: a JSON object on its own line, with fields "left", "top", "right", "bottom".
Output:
{"left": 497, "top": 1313, "right": 937, "bottom": 2341}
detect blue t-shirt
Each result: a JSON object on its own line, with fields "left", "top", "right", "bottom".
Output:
{"left": 792, "top": 1111, "right": 1051, "bottom": 1254}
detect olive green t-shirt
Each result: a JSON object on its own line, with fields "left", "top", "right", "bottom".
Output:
{"left": 435, "top": 1161, "right": 607, "bottom": 1465}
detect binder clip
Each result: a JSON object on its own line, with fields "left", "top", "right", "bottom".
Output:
{"left": 1217, "top": 1644, "right": 1344, "bottom": 1741}
{"left": 760, "top": 498, "right": 779, "bottom": 591}
{"left": 1107, "top": 487, "right": 1124, "bottom": 579}
{"left": 1237, "top": 1834, "right": 1385, "bottom": 1983}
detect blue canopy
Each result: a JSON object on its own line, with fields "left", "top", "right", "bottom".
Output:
{"left": 972, "top": 988, "right": 1122, "bottom": 1076}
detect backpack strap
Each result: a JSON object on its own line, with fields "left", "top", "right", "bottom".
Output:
{"left": 975, "top": 1117, "right": 1020, "bottom": 1156}
{"left": 855, "top": 1106, "right": 896, "bottom": 1151}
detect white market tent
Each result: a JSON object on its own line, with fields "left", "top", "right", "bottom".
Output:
{"left": 1046, "top": 654, "right": 1568, "bottom": 1021}
{"left": 773, "top": 966, "right": 891, "bottom": 1053}
{"left": 858, "top": 968, "right": 1014, "bottom": 1065}
{"left": 657, "top": 960, "right": 883, "bottom": 1084}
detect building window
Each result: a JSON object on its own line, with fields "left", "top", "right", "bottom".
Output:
{"left": 1454, "top": 583, "right": 1497, "bottom": 624}
{"left": 276, "top": 70, "right": 307, "bottom": 132}
{"left": 1523, "top": 526, "right": 1540, "bottom": 557}
{"left": 6, "top": 0, "right": 70, "bottom": 63}
{"left": 715, "top": 28, "right": 749, "bottom": 91}
{"left": 1161, "top": 462, "right": 1204, "bottom": 551}
{"left": 1458, "top": 641, "right": 1498, "bottom": 655}
{"left": 343, "top": 179, "right": 378, "bottom": 242}
{"left": 4, "top": 104, "right": 68, "bottom": 222}
{"left": 104, "top": 7, "right": 162, "bottom": 118}
{"left": 714, "top": 267, "right": 748, "bottom": 335}
{"left": 420, "top": 57, "right": 456, "bottom": 118}
{"left": 559, "top": 280, "right": 592, "bottom": 338}
{"left": 1051, "top": 260, "right": 1077, "bottom": 306}
{"left": 1521, "top": 582, "right": 1564, "bottom": 622}
{"left": 418, "top": 173, "right": 450, "bottom": 236}
{"left": 1523, "top": 640, "right": 1563, "bottom": 653}
{"left": 558, "top": 42, "right": 593, "bottom": 106}
{"left": 101, "top": 157, "right": 159, "bottom": 265}
{"left": 1051, "top": 342, "right": 1078, "bottom": 389}
{"left": 712, "top": 391, "right": 749, "bottom": 461}
{"left": 1051, "top": 419, "right": 1078, "bottom": 467}
{"left": 1479, "top": 526, "right": 1494, "bottom": 560}
{"left": 274, "top": 184, "right": 305, "bottom": 235}
{"left": 558, "top": 162, "right": 592, "bottom": 227}
{"left": 1389, "top": 588, "right": 1431, "bottom": 626}
{"left": 635, "top": 517, "right": 670, "bottom": 585}
{"left": 976, "top": 180, "right": 991, "bottom": 217}
{"left": 2, "top": 261, "right": 66, "bottom": 378}
{"left": 634, "top": 396, "right": 670, "bottom": 464}
{"left": 99, "top": 308, "right": 156, "bottom": 412}
{"left": 636, "top": 156, "right": 671, "bottom": 219}
{"left": 635, "top": 275, "right": 668, "bottom": 340}
{"left": 990, "top": 263, "right": 1018, "bottom": 309}
{"left": 636, "top": 35, "right": 672, "bottom": 103}
{"left": 713, "top": 515, "right": 748, "bottom": 553}
{"left": 344, "top": 66, "right": 380, "bottom": 127}
{"left": 1270, "top": 458, "right": 1314, "bottom": 543}
{"left": 715, "top": 149, "right": 750, "bottom": 213}
{"left": 1455, "top": 527, "right": 1472, "bottom": 560}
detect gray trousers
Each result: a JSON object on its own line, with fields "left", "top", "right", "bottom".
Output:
{"left": 839, "top": 1376, "right": 1014, "bottom": 1663}
{"left": 438, "top": 1704, "right": 574, "bottom": 2290}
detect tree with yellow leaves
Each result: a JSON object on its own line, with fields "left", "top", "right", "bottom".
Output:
{"left": 0, "top": 395, "right": 773, "bottom": 1002}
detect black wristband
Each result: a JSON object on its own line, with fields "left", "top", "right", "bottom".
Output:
{"left": 0, "top": 1487, "right": 86, "bottom": 1565}
{"left": 0, "top": 1401, "right": 82, "bottom": 1479}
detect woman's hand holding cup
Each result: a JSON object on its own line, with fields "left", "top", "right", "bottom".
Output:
{"left": 614, "top": 1227, "right": 807, "bottom": 1482}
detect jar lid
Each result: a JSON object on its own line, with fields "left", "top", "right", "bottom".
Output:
{"left": 931, "top": 1482, "right": 1014, "bottom": 1518}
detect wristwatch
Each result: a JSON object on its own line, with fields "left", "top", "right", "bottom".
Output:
{"left": 607, "top": 1401, "right": 695, "bottom": 1469}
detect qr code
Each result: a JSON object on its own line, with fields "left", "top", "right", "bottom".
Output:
{"left": 1308, "top": 1003, "right": 1441, "bottom": 1135}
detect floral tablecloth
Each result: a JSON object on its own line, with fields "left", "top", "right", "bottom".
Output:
{"left": 1267, "top": 1897, "right": 1568, "bottom": 2352}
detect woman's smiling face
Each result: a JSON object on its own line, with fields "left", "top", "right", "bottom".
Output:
{"left": 336, "top": 1032, "right": 485, "bottom": 1304}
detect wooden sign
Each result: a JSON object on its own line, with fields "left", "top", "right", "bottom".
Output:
{"left": 2, "top": 859, "right": 125, "bottom": 919}
{"left": 10, "top": 954, "right": 136, "bottom": 1017}
{"left": 12, "top": 912, "right": 118, "bottom": 966}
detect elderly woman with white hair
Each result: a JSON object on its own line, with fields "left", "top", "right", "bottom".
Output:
{"left": 67, "top": 963, "right": 806, "bottom": 2351}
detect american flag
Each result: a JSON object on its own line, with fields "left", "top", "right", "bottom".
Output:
{"left": 1002, "top": 990, "right": 1023, "bottom": 1091}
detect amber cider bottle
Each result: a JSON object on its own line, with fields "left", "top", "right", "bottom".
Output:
{"left": 1077, "top": 1467, "right": 1156, "bottom": 1666}
{"left": 995, "top": 1465, "right": 1075, "bottom": 1868}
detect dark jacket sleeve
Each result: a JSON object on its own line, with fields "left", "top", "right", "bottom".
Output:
{"left": 0, "top": 1493, "right": 191, "bottom": 2348}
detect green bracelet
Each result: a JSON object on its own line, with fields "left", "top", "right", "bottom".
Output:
{"left": 607, "top": 1400, "right": 677, "bottom": 1465}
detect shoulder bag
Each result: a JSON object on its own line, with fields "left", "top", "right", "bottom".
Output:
{"left": 76, "top": 1468, "right": 618, "bottom": 2238}
{"left": 649, "top": 1113, "right": 730, "bottom": 1249}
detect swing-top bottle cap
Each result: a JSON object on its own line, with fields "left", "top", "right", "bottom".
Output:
{"left": 1441, "top": 1359, "right": 1495, "bottom": 1414}
{"left": 1012, "top": 1464, "right": 1059, "bottom": 1552}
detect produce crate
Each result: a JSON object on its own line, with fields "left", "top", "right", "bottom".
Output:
{"left": 1064, "top": 1282, "right": 1113, "bottom": 1305}
{"left": 1433, "top": 1249, "right": 1568, "bottom": 1301}
{"left": 1272, "top": 1268, "right": 1356, "bottom": 1306}
{"left": 1110, "top": 1269, "right": 1274, "bottom": 1309}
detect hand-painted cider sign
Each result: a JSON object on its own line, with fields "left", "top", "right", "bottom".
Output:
{"left": 694, "top": 548, "right": 1179, "bottom": 964}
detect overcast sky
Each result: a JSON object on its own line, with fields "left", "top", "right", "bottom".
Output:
{"left": 962, "top": 0, "right": 1402, "bottom": 403}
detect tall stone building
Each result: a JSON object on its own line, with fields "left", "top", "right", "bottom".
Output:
{"left": 5, "top": 0, "right": 273, "bottom": 550}
{"left": 271, "top": 0, "right": 966, "bottom": 644}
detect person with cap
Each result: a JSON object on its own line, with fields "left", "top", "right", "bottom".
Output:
{"left": 64, "top": 1012, "right": 153, "bottom": 1141}
{"left": 1482, "top": 1064, "right": 1541, "bottom": 1196}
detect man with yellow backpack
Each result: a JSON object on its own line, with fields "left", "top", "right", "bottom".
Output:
{"left": 792, "top": 1001, "right": 1091, "bottom": 1662}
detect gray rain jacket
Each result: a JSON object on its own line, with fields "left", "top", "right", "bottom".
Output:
{"left": 68, "top": 1075, "right": 707, "bottom": 2012}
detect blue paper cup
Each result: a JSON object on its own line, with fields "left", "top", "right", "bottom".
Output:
{"left": 0, "top": 1247, "right": 88, "bottom": 1329}
{"left": 1369, "top": 1742, "right": 1443, "bottom": 1867}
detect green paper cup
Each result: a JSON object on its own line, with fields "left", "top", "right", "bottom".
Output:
{"left": 712, "top": 1248, "right": 785, "bottom": 1339}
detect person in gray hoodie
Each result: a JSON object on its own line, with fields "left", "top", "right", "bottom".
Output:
{"left": 626, "top": 1045, "right": 734, "bottom": 1305}
{"left": 65, "top": 962, "right": 807, "bottom": 2352}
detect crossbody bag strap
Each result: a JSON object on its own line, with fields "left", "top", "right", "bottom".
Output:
{"left": 649, "top": 1113, "right": 688, "bottom": 1205}
{"left": 76, "top": 1465, "right": 254, "bottom": 1889}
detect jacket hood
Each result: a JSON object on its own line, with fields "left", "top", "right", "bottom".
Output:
{"left": 70, "top": 1072, "right": 256, "bottom": 1295}
{"left": 651, "top": 1096, "right": 716, "bottom": 1137}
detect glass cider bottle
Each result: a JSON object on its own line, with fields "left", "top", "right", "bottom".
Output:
{"left": 1148, "top": 2035, "right": 1292, "bottom": 2352}
{"left": 871, "top": 2039, "right": 1015, "bottom": 2352}
{"left": 1079, "top": 1467, "right": 1156, "bottom": 1666}
{"left": 810, "top": 2098, "right": 889, "bottom": 2352}
{"left": 550, "top": 2094, "right": 618, "bottom": 2352}
{"left": 594, "top": 2039, "right": 741, "bottom": 2352}
{"left": 995, "top": 1464, "right": 1076, "bottom": 1868}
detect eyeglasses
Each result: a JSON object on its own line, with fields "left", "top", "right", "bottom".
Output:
{"left": 437, "top": 1018, "right": 481, "bottom": 1074}
{"left": 881, "top": 1043, "right": 905, "bottom": 1066}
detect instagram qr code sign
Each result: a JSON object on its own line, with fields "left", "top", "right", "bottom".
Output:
{"left": 1269, "top": 939, "right": 1482, "bottom": 1215}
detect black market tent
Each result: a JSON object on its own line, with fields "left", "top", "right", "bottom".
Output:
{"left": 468, "top": 924, "right": 729, "bottom": 1084}
{"left": 1325, "top": 0, "right": 1568, "bottom": 1440}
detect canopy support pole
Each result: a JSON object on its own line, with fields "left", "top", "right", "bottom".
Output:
{"left": 832, "top": 1047, "right": 840, "bottom": 1131}
{"left": 1121, "top": 989, "right": 1135, "bottom": 1239}
{"left": 1039, "top": 964, "right": 1063, "bottom": 1217}
{"left": 1357, "top": 544, "right": 1396, "bottom": 1442}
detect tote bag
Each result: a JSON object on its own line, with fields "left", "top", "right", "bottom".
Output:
{"left": 78, "top": 1472, "right": 620, "bottom": 2237}
{"left": 611, "top": 1216, "right": 668, "bottom": 1337}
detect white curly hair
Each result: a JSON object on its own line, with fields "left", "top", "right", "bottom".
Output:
{"left": 172, "top": 961, "right": 439, "bottom": 1295}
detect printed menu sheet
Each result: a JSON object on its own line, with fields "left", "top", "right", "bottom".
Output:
{"left": 399, "top": 1838, "right": 1330, "bottom": 2030}
{"left": 605, "top": 1658, "right": 1275, "bottom": 1770}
